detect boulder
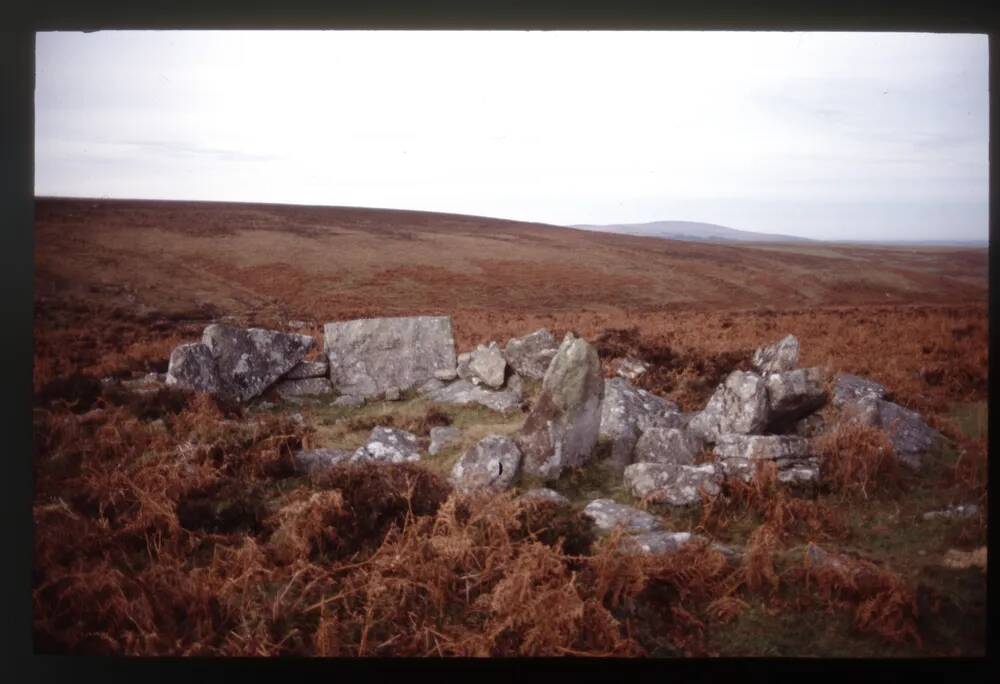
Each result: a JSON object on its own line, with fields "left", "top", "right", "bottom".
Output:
{"left": 633, "top": 427, "right": 703, "bottom": 466}
{"left": 842, "top": 397, "right": 941, "bottom": 470}
{"left": 518, "top": 488, "right": 571, "bottom": 506}
{"left": 598, "top": 377, "right": 682, "bottom": 471}
{"left": 610, "top": 357, "right": 649, "bottom": 381}
{"left": 517, "top": 333, "right": 605, "bottom": 480}
{"left": 582, "top": 499, "right": 663, "bottom": 534}
{"left": 688, "top": 370, "right": 770, "bottom": 444}
{"left": 293, "top": 447, "right": 353, "bottom": 475}
{"left": 274, "top": 377, "right": 334, "bottom": 399}
{"left": 832, "top": 373, "right": 887, "bottom": 407}
{"left": 165, "top": 342, "right": 221, "bottom": 395}
{"left": 503, "top": 329, "right": 559, "bottom": 380}
{"left": 201, "top": 324, "right": 314, "bottom": 402}
{"left": 429, "top": 426, "right": 461, "bottom": 455}
{"left": 623, "top": 462, "right": 722, "bottom": 506}
{"left": 752, "top": 334, "right": 800, "bottom": 374}
{"left": 424, "top": 378, "right": 523, "bottom": 413}
{"left": 324, "top": 316, "right": 457, "bottom": 399}
{"left": 284, "top": 358, "right": 329, "bottom": 380}
{"left": 449, "top": 435, "right": 522, "bottom": 493}
{"left": 351, "top": 427, "right": 422, "bottom": 464}
{"left": 468, "top": 342, "right": 507, "bottom": 388}
{"left": 765, "top": 367, "right": 828, "bottom": 428}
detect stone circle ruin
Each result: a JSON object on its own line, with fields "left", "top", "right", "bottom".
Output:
{"left": 154, "top": 315, "right": 944, "bottom": 558}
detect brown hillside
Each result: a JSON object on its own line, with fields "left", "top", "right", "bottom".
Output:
{"left": 34, "top": 197, "right": 987, "bottom": 328}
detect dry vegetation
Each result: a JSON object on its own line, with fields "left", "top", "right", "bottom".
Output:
{"left": 32, "top": 198, "right": 987, "bottom": 656}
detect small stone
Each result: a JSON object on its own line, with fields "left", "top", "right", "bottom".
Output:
{"left": 293, "top": 448, "right": 354, "bottom": 475}
{"left": 582, "top": 499, "right": 663, "bottom": 534}
{"left": 384, "top": 387, "right": 401, "bottom": 401}
{"left": 352, "top": 427, "right": 422, "bottom": 464}
{"left": 518, "top": 488, "right": 571, "bottom": 506}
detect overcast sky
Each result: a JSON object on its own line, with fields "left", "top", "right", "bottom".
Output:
{"left": 35, "top": 31, "right": 989, "bottom": 241}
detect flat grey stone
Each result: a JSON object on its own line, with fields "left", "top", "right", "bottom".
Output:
{"left": 518, "top": 488, "right": 571, "bottom": 506}
{"left": 351, "top": 427, "right": 422, "bottom": 464}
{"left": 582, "top": 499, "right": 663, "bottom": 534}
{"left": 424, "top": 379, "right": 523, "bottom": 413}
{"left": 324, "top": 316, "right": 457, "bottom": 399}
{"left": 623, "top": 462, "right": 722, "bottom": 506}
{"left": 922, "top": 504, "right": 980, "bottom": 521}
{"left": 713, "top": 434, "right": 812, "bottom": 462}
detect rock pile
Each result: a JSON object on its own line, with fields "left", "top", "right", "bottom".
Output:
{"left": 162, "top": 320, "right": 941, "bottom": 523}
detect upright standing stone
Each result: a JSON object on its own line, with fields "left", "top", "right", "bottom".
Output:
{"left": 324, "top": 316, "right": 457, "bottom": 399}
{"left": 517, "top": 333, "right": 605, "bottom": 480}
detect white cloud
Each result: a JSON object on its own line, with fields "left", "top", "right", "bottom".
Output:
{"left": 35, "top": 30, "right": 989, "bottom": 240}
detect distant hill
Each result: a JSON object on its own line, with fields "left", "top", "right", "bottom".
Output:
{"left": 570, "top": 220, "right": 813, "bottom": 243}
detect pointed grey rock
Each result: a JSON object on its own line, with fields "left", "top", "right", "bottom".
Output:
{"left": 165, "top": 342, "right": 221, "bottom": 395}
{"left": 752, "top": 334, "right": 800, "bottom": 374}
{"left": 201, "top": 324, "right": 314, "bottom": 402}
{"left": 517, "top": 333, "right": 605, "bottom": 480}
